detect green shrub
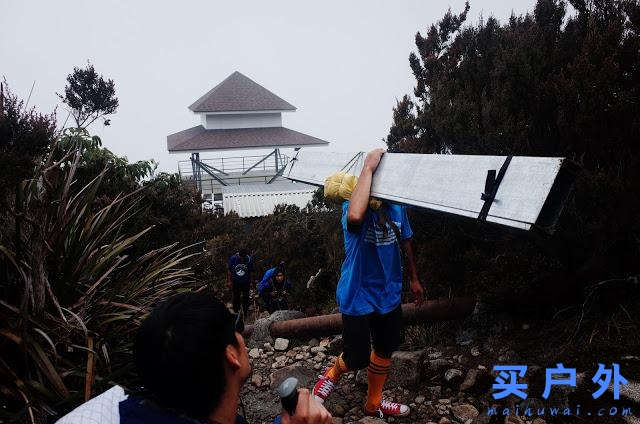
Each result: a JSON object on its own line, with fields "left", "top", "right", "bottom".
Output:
{"left": 0, "top": 144, "right": 198, "bottom": 423}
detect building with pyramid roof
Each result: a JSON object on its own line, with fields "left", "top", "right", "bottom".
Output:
{"left": 167, "top": 71, "right": 328, "bottom": 214}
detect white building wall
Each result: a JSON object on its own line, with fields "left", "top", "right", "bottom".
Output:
{"left": 202, "top": 112, "right": 282, "bottom": 130}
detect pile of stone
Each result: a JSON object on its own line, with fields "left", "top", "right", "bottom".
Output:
{"left": 240, "top": 310, "right": 569, "bottom": 424}
{"left": 241, "top": 333, "right": 549, "bottom": 424}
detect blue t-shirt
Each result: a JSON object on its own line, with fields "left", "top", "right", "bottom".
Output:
{"left": 228, "top": 253, "right": 254, "bottom": 286}
{"left": 336, "top": 201, "right": 413, "bottom": 315}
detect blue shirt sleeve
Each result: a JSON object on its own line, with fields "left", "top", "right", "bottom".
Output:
{"left": 258, "top": 268, "right": 274, "bottom": 294}
{"left": 343, "top": 200, "right": 374, "bottom": 234}
{"left": 264, "top": 267, "right": 275, "bottom": 282}
{"left": 400, "top": 206, "right": 413, "bottom": 240}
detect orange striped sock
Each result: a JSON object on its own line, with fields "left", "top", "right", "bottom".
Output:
{"left": 365, "top": 351, "right": 391, "bottom": 412}
{"left": 326, "top": 353, "right": 349, "bottom": 382}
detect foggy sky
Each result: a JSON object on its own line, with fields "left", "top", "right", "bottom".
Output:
{"left": 2, "top": 0, "right": 537, "bottom": 173}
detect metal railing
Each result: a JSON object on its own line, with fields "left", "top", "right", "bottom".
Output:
{"left": 178, "top": 153, "right": 289, "bottom": 177}
{"left": 179, "top": 152, "right": 290, "bottom": 195}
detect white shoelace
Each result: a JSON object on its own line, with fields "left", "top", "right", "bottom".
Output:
{"left": 315, "top": 377, "right": 335, "bottom": 396}
{"left": 381, "top": 400, "right": 400, "bottom": 410}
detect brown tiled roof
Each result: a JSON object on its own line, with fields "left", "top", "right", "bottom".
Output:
{"left": 167, "top": 126, "right": 329, "bottom": 152}
{"left": 189, "top": 71, "right": 296, "bottom": 113}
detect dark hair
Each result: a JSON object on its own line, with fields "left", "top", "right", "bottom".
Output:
{"left": 274, "top": 266, "right": 286, "bottom": 279}
{"left": 238, "top": 248, "right": 248, "bottom": 257}
{"left": 134, "top": 292, "right": 237, "bottom": 420}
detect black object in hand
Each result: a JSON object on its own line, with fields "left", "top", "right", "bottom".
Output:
{"left": 277, "top": 377, "right": 299, "bottom": 416}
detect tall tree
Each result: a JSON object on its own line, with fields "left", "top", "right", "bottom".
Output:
{"left": 58, "top": 62, "right": 118, "bottom": 130}
{"left": 56, "top": 64, "right": 155, "bottom": 194}
{"left": 385, "top": 0, "right": 640, "bottom": 335}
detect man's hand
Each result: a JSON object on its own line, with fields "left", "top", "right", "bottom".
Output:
{"left": 281, "top": 388, "right": 331, "bottom": 424}
{"left": 410, "top": 279, "right": 425, "bottom": 306}
{"left": 363, "top": 148, "right": 385, "bottom": 173}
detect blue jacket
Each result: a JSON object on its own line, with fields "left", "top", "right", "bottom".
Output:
{"left": 258, "top": 270, "right": 292, "bottom": 296}
{"left": 258, "top": 267, "right": 277, "bottom": 293}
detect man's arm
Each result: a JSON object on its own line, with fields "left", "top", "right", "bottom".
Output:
{"left": 347, "top": 148, "right": 385, "bottom": 225}
{"left": 226, "top": 269, "right": 232, "bottom": 288}
{"left": 403, "top": 239, "right": 425, "bottom": 306}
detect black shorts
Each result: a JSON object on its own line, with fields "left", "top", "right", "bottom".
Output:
{"left": 341, "top": 304, "right": 404, "bottom": 371}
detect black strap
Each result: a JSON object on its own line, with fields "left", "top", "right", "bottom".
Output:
{"left": 478, "top": 155, "right": 512, "bottom": 221}
{"left": 389, "top": 219, "right": 403, "bottom": 253}
{"left": 285, "top": 150, "right": 301, "bottom": 177}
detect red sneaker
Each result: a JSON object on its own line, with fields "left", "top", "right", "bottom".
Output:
{"left": 365, "top": 399, "right": 411, "bottom": 418}
{"left": 312, "top": 370, "right": 337, "bottom": 404}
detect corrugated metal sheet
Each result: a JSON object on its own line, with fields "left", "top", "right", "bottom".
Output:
{"left": 222, "top": 182, "right": 317, "bottom": 218}
{"left": 285, "top": 151, "right": 575, "bottom": 232}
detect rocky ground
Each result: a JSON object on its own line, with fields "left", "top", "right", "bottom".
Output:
{"left": 239, "top": 311, "right": 640, "bottom": 424}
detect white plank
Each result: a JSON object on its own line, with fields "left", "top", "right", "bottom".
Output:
{"left": 285, "top": 151, "right": 567, "bottom": 230}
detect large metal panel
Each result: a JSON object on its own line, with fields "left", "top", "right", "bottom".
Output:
{"left": 284, "top": 151, "right": 575, "bottom": 232}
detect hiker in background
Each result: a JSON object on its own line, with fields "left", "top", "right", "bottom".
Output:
{"left": 258, "top": 266, "right": 293, "bottom": 313}
{"left": 227, "top": 248, "right": 254, "bottom": 314}
{"left": 259, "top": 260, "right": 286, "bottom": 289}
{"left": 312, "top": 148, "right": 425, "bottom": 419}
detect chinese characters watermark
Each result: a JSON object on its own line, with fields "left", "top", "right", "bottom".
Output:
{"left": 491, "top": 363, "right": 628, "bottom": 400}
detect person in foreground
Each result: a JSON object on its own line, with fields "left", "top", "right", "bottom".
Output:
{"left": 57, "top": 292, "right": 331, "bottom": 424}
{"left": 312, "top": 148, "right": 425, "bottom": 418}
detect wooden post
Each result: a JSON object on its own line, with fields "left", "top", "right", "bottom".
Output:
{"left": 84, "top": 336, "right": 95, "bottom": 401}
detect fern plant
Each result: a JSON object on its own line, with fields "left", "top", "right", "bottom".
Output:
{"left": 0, "top": 144, "right": 198, "bottom": 423}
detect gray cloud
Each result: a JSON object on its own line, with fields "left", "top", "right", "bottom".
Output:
{"left": 1, "top": 0, "right": 536, "bottom": 173}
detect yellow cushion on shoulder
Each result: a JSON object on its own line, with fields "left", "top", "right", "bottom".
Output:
{"left": 323, "top": 171, "right": 347, "bottom": 201}
{"left": 324, "top": 171, "right": 382, "bottom": 210}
